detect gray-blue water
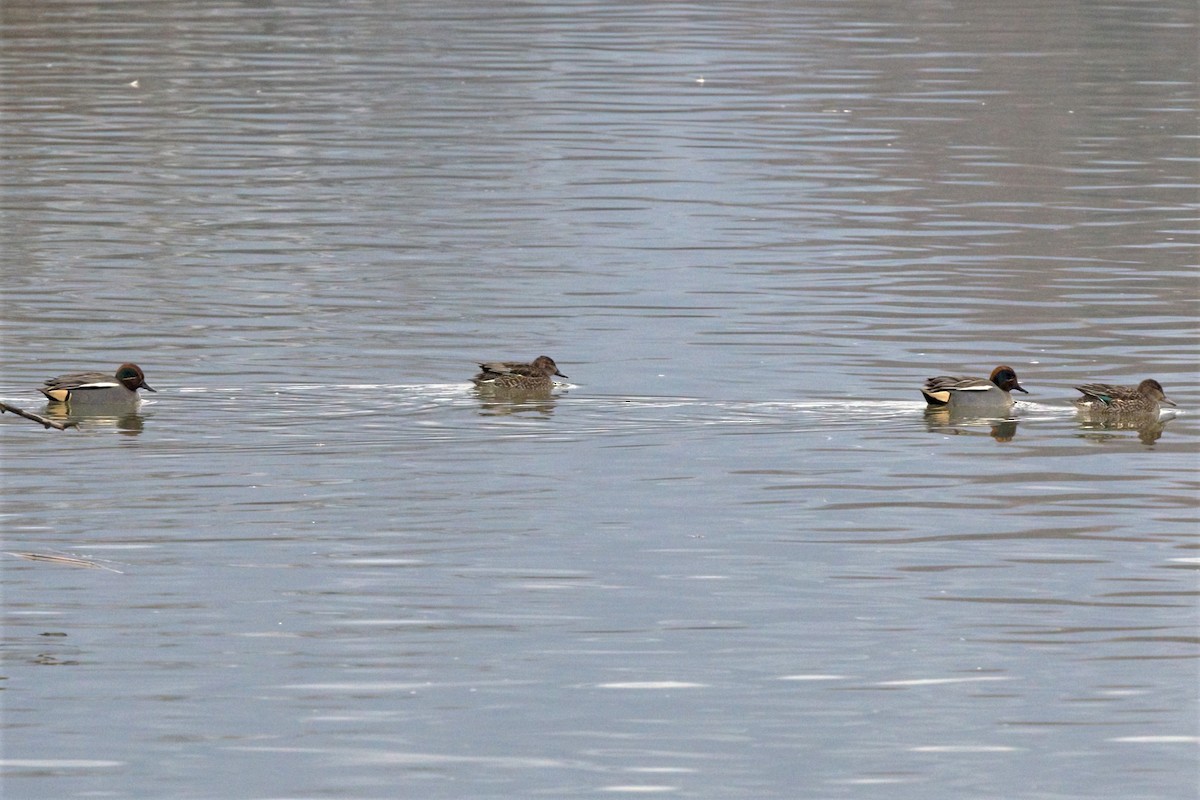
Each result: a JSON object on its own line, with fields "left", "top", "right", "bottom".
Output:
{"left": 2, "top": 1, "right": 1197, "bottom": 797}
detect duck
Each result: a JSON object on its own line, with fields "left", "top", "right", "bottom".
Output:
{"left": 40, "top": 363, "right": 156, "bottom": 405}
{"left": 1074, "top": 379, "right": 1176, "bottom": 414}
{"left": 471, "top": 355, "right": 567, "bottom": 391}
{"left": 921, "top": 365, "right": 1028, "bottom": 409}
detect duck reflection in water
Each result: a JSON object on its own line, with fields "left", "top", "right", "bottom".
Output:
{"left": 923, "top": 406, "right": 1019, "bottom": 443}
{"left": 1073, "top": 378, "right": 1177, "bottom": 445}
{"left": 474, "top": 391, "right": 560, "bottom": 417}
{"left": 1075, "top": 414, "right": 1171, "bottom": 446}
{"left": 37, "top": 362, "right": 154, "bottom": 435}
{"left": 42, "top": 403, "right": 147, "bottom": 434}
{"left": 471, "top": 355, "right": 567, "bottom": 416}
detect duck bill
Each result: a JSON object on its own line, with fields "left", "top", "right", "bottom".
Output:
{"left": 1160, "top": 395, "right": 1177, "bottom": 407}
{"left": 1013, "top": 384, "right": 1029, "bottom": 394}
{"left": 142, "top": 383, "right": 158, "bottom": 393}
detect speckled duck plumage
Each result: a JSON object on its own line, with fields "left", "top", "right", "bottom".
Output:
{"left": 1074, "top": 379, "right": 1175, "bottom": 415}
{"left": 471, "top": 356, "right": 567, "bottom": 391}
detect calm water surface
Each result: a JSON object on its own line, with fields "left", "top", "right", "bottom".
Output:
{"left": 1, "top": 0, "right": 1197, "bottom": 798}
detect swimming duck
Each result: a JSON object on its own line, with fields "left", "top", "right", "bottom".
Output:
{"left": 1074, "top": 379, "right": 1175, "bottom": 414}
{"left": 921, "top": 365, "right": 1028, "bottom": 409}
{"left": 471, "top": 356, "right": 567, "bottom": 391}
{"left": 40, "top": 363, "right": 156, "bottom": 405}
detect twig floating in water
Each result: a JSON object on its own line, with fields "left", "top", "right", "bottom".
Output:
{"left": 4, "top": 551, "right": 124, "bottom": 573}
{"left": 0, "top": 401, "right": 77, "bottom": 430}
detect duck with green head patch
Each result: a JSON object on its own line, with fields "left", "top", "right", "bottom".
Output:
{"left": 921, "top": 365, "right": 1028, "bottom": 410}
{"left": 40, "top": 363, "right": 156, "bottom": 406}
